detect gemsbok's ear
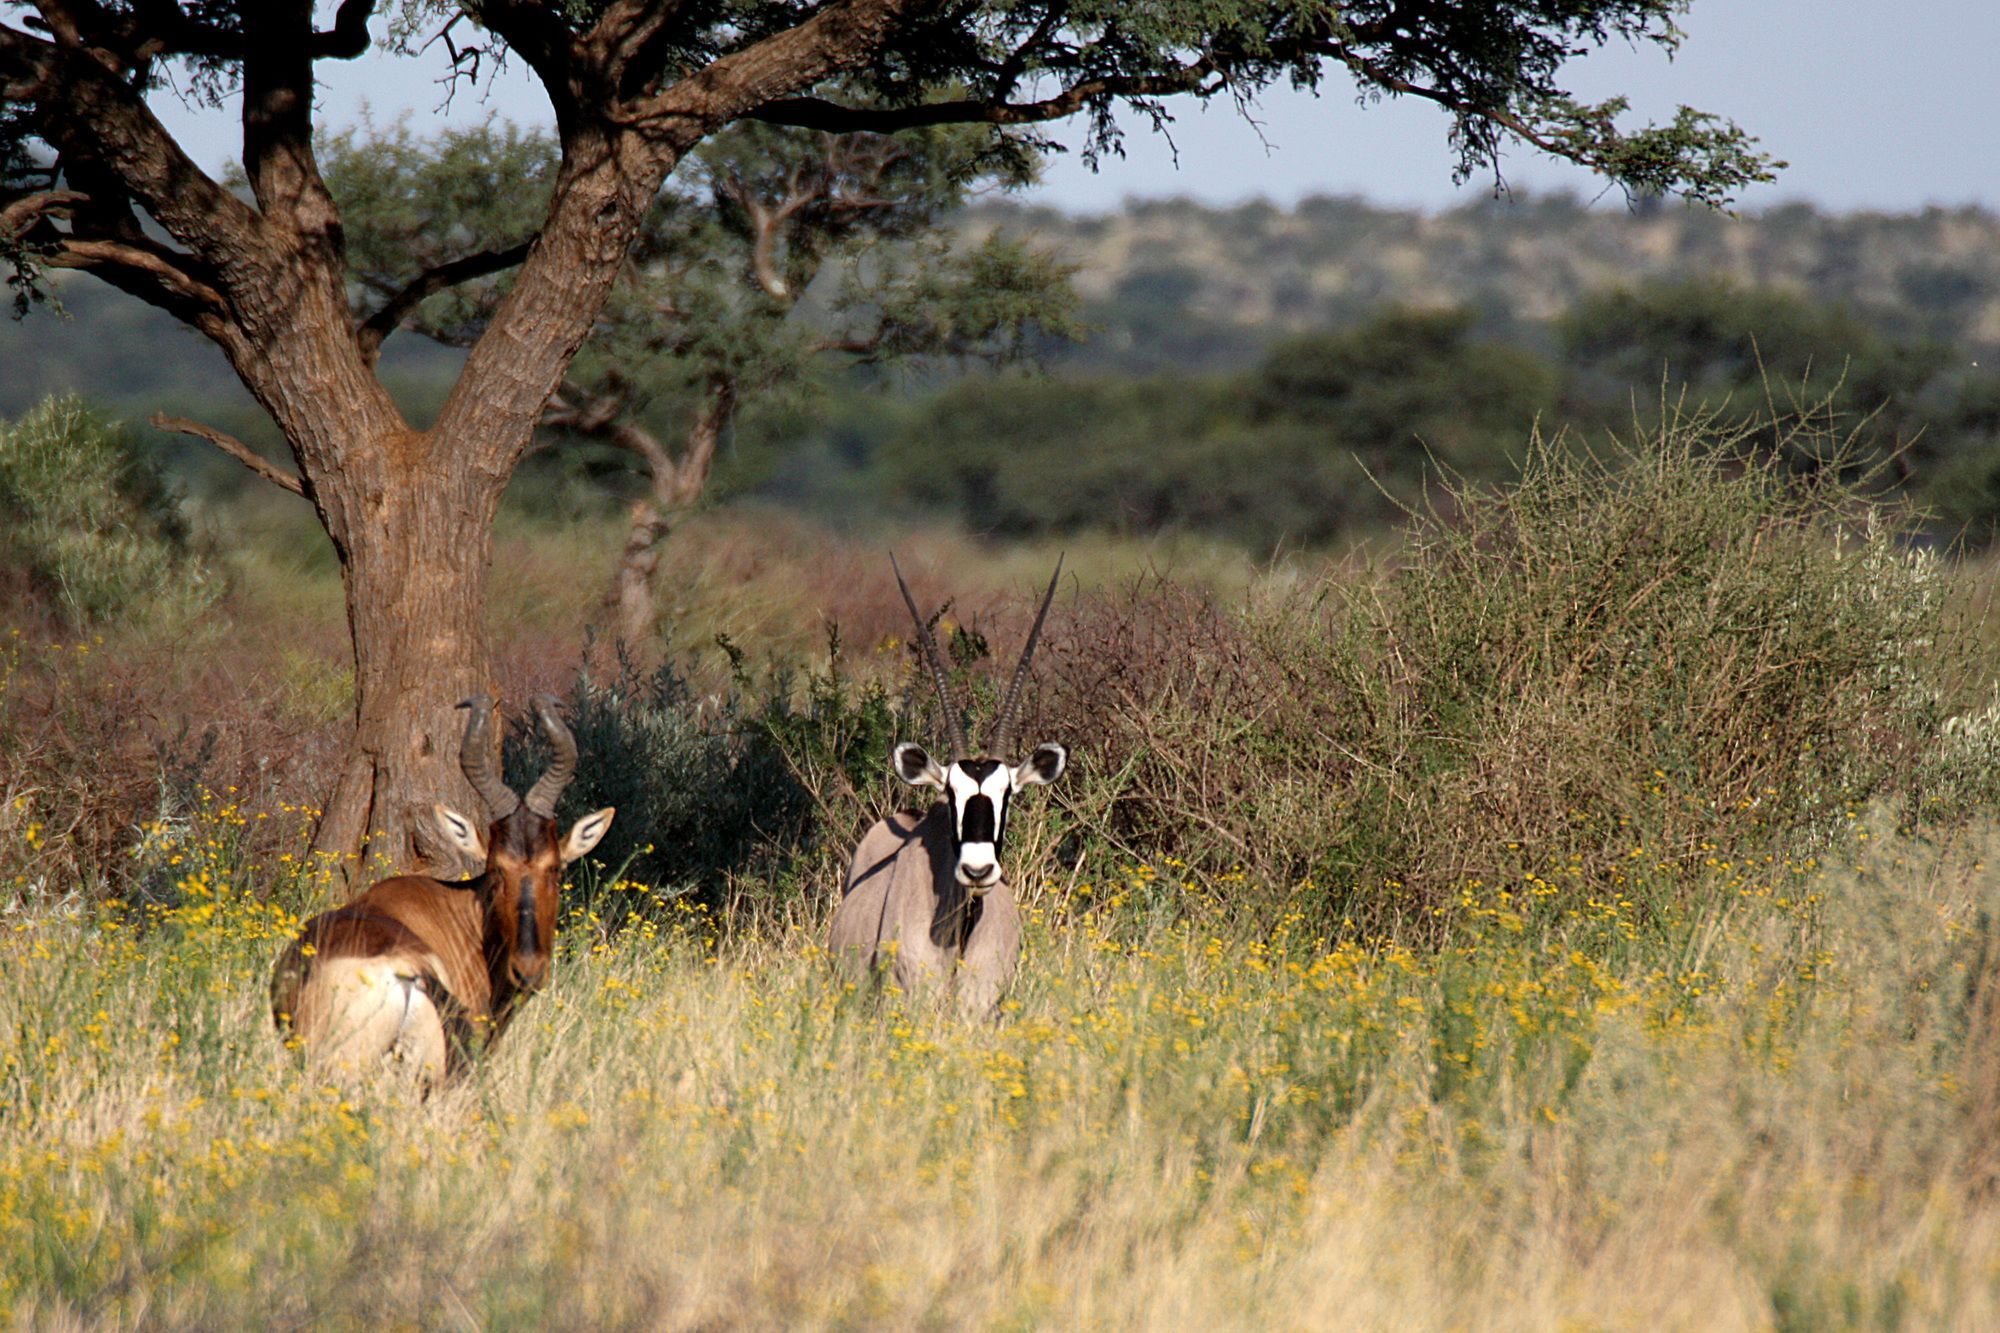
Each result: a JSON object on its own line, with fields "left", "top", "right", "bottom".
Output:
{"left": 1012, "top": 742, "right": 1067, "bottom": 790}
{"left": 561, "top": 807, "right": 617, "bottom": 865}
{"left": 894, "top": 742, "right": 947, "bottom": 789}
{"left": 434, "top": 804, "right": 487, "bottom": 860}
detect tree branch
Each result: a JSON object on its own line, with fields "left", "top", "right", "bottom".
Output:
{"left": 622, "top": 0, "right": 938, "bottom": 144}
{"left": 240, "top": 3, "right": 340, "bottom": 239}
{"left": 0, "top": 187, "right": 86, "bottom": 236}
{"left": 585, "top": 0, "right": 690, "bottom": 95}
{"left": 150, "top": 414, "right": 307, "bottom": 497}
{"left": 356, "top": 240, "right": 534, "bottom": 363}
{"left": 312, "top": 0, "right": 376, "bottom": 60}
{"left": 0, "top": 19, "right": 267, "bottom": 273}
{"left": 744, "top": 58, "right": 1223, "bottom": 132}
{"left": 474, "top": 0, "right": 585, "bottom": 121}
{"left": 43, "top": 234, "right": 231, "bottom": 333}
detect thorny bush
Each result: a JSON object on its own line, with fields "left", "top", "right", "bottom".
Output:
{"left": 1038, "top": 407, "right": 1959, "bottom": 938}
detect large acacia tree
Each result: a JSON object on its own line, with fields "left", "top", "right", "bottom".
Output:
{"left": 320, "top": 114, "right": 1078, "bottom": 647}
{"left": 0, "top": 0, "right": 1773, "bottom": 877}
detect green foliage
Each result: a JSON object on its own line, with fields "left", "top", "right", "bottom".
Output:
{"left": 1911, "top": 374, "right": 2000, "bottom": 544}
{"left": 1558, "top": 278, "right": 1951, "bottom": 461}
{"left": 1037, "top": 407, "right": 1954, "bottom": 935}
{"left": 0, "top": 396, "right": 215, "bottom": 625}
{"left": 1251, "top": 307, "right": 1559, "bottom": 472}
{"left": 503, "top": 650, "right": 813, "bottom": 916}
{"left": 0, "top": 105, "right": 52, "bottom": 315}
{"left": 1525, "top": 97, "right": 1782, "bottom": 205}
{"left": 875, "top": 307, "right": 1555, "bottom": 548}
{"left": 321, "top": 115, "right": 1079, "bottom": 507}
{"left": 315, "top": 116, "right": 556, "bottom": 344}
{"left": 362, "top": 2, "right": 1776, "bottom": 204}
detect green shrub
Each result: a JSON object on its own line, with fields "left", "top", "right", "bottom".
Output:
{"left": 0, "top": 395, "right": 216, "bottom": 624}
{"left": 1038, "top": 406, "right": 1957, "bottom": 937}
{"left": 874, "top": 307, "right": 1557, "bottom": 550}
{"left": 505, "top": 648, "right": 814, "bottom": 919}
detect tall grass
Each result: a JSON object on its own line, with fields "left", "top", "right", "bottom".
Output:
{"left": 4, "top": 406, "right": 1998, "bottom": 1324}
{"left": 2, "top": 792, "right": 1998, "bottom": 1325}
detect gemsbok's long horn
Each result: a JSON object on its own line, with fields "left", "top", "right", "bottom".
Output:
{"left": 457, "top": 696, "right": 521, "bottom": 819}
{"left": 891, "top": 552, "right": 971, "bottom": 761}
{"left": 522, "top": 694, "right": 578, "bottom": 818}
{"left": 989, "top": 555, "right": 1064, "bottom": 761}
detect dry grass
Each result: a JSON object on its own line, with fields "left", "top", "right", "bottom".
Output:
{"left": 6, "top": 419, "right": 1999, "bottom": 1326}
{"left": 2, "top": 795, "right": 1998, "bottom": 1327}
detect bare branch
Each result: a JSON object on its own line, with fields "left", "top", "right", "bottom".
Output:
{"left": 1314, "top": 42, "right": 1605, "bottom": 170}
{"left": 0, "top": 187, "right": 86, "bottom": 236}
{"left": 585, "top": 0, "right": 691, "bottom": 93}
{"left": 356, "top": 241, "right": 533, "bottom": 363}
{"left": 621, "top": 0, "right": 935, "bottom": 144}
{"left": 150, "top": 414, "right": 307, "bottom": 497}
{"left": 27, "top": 0, "right": 87, "bottom": 48}
{"left": 44, "top": 234, "right": 230, "bottom": 331}
{"left": 474, "top": 0, "right": 583, "bottom": 118}
{"left": 736, "top": 192, "right": 790, "bottom": 299}
{"left": 312, "top": 0, "right": 376, "bottom": 59}
{"left": 0, "top": 19, "right": 267, "bottom": 272}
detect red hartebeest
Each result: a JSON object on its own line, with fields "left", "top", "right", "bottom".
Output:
{"left": 270, "top": 696, "right": 613, "bottom": 1083}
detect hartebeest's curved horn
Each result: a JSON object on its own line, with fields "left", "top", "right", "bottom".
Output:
{"left": 989, "top": 555, "right": 1064, "bottom": 761}
{"left": 522, "top": 694, "right": 577, "bottom": 818}
{"left": 892, "top": 552, "right": 971, "bottom": 761}
{"left": 457, "top": 696, "right": 520, "bottom": 820}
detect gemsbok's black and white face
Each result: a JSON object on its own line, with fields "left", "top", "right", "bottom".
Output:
{"left": 892, "top": 744, "right": 1067, "bottom": 889}
{"left": 889, "top": 553, "right": 1068, "bottom": 891}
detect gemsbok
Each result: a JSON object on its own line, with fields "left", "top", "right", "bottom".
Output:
{"left": 828, "top": 556, "right": 1068, "bottom": 1018}
{"left": 269, "top": 695, "right": 613, "bottom": 1083}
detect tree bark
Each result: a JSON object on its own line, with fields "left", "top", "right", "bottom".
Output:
{"left": 299, "top": 126, "right": 682, "bottom": 877}
{"left": 201, "top": 253, "right": 508, "bottom": 878}
{"left": 312, "top": 451, "right": 502, "bottom": 876}
{"left": 604, "top": 375, "right": 736, "bottom": 647}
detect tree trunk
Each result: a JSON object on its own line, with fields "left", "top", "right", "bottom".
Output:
{"left": 290, "top": 129, "right": 679, "bottom": 879}
{"left": 604, "top": 376, "right": 737, "bottom": 648}
{"left": 311, "top": 448, "right": 503, "bottom": 878}
{"left": 9, "top": 0, "right": 925, "bottom": 889}
{"left": 609, "top": 499, "right": 671, "bottom": 648}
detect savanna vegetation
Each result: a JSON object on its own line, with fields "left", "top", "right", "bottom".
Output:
{"left": 15, "top": 194, "right": 2000, "bottom": 555}
{"left": 8, "top": 380, "right": 2000, "bottom": 1324}
{"left": 4, "top": 0, "right": 1773, "bottom": 878}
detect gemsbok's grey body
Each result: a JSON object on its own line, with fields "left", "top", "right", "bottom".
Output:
{"left": 828, "top": 556, "right": 1067, "bottom": 1019}
{"left": 830, "top": 804, "right": 1024, "bottom": 1020}
{"left": 270, "top": 696, "right": 613, "bottom": 1085}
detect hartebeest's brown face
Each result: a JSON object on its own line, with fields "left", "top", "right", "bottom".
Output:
{"left": 436, "top": 695, "right": 614, "bottom": 990}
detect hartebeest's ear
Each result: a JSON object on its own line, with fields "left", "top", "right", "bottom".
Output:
{"left": 561, "top": 807, "right": 616, "bottom": 865}
{"left": 433, "top": 804, "right": 487, "bottom": 860}
{"left": 893, "top": 742, "right": 947, "bottom": 789}
{"left": 1012, "top": 742, "right": 1067, "bottom": 790}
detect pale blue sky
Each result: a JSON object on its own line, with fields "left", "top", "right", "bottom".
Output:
{"left": 154, "top": 0, "right": 1995, "bottom": 214}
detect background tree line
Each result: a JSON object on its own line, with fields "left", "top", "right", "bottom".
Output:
{"left": 11, "top": 199, "right": 1998, "bottom": 552}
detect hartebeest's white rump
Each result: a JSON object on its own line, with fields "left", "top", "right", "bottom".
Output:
{"left": 270, "top": 696, "right": 612, "bottom": 1084}
{"left": 828, "top": 556, "right": 1067, "bottom": 1018}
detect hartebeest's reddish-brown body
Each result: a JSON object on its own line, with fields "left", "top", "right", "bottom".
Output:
{"left": 270, "top": 697, "right": 612, "bottom": 1083}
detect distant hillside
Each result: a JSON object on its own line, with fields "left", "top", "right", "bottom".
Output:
{"left": 10, "top": 193, "right": 1998, "bottom": 524}
{"left": 962, "top": 195, "right": 2000, "bottom": 371}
